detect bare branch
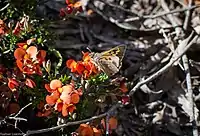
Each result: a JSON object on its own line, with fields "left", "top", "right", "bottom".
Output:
{"left": 129, "top": 31, "right": 198, "bottom": 96}
{"left": 24, "top": 104, "right": 120, "bottom": 136}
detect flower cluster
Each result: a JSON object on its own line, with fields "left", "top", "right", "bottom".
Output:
{"left": 0, "top": 9, "right": 128, "bottom": 135}
{"left": 60, "top": 0, "right": 83, "bottom": 16}
{"left": 66, "top": 52, "right": 99, "bottom": 79}
{"left": 14, "top": 41, "right": 46, "bottom": 75}
{"left": 45, "top": 79, "right": 82, "bottom": 117}
{"left": 2, "top": 67, "right": 36, "bottom": 92}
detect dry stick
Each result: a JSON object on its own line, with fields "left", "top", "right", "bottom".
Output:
{"left": 160, "top": 0, "right": 183, "bottom": 37}
{"left": 105, "top": 114, "right": 110, "bottom": 136}
{"left": 0, "top": 3, "right": 10, "bottom": 11}
{"left": 182, "top": 0, "right": 199, "bottom": 136}
{"left": 90, "top": 3, "right": 199, "bottom": 31}
{"left": 11, "top": 103, "right": 32, "bottom": 129}
{"left": 24, "top": 104, "right": 120, "bottom": 136}
{"left": 123, "top": 5, "right": 199, "bottom": 23}
{"left": 129, "top": 31, "right": 198, "bottom": 96}
{"left": 182, "top": 55, "right": 199, "bottom": 136}
{"left": 24, "top": 113, "right": 107, "bottom": 136}
{"left": 14, "top": 103, "right": 32, "bottom": 118}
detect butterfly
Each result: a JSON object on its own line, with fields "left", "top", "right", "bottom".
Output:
{"left": 89, "top": 45, "right": 127, "bottom": 76}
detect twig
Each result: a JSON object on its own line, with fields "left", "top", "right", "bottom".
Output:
{"left": 106, "top": 114, "right": 110, "bottom": 136}
{"left": 0, "top": 3, "right": 10, "bottom": 11}
{"left": 183, "top": 0, "right": 193, "bottom": 30}
{"left": 24, "top": 114, "right": 107, "bottom": 135}
{"left": 14, "top": 103, "right": 32, "bottom": 118}
{"left": 160, "top": 0, "right": 183, "bottom": 37}
{"left": 89, "top": 2, "right": 197, "bottom": 31}
{"left": 182, "top": 55, "right": 198, "bottom": 136}
{"left": 8, "top": 103, "right": 32, "bottom": 129}
{"left": 129, "top": 31, "right": 198, "bottom": 96}
{"left": 24, "top": 104, "right": 120, "bottom": 136}
{"left": 6, "top": 122, "right": 25, "bottom": 134}
{"left": 7, "top": 117, "right": 27, "bottom": 122}
{"left": 182, "top": 0, "right": 199, "bottom": 136}
{"left": 123, "top": 5, "right": 198, "bottom": 23}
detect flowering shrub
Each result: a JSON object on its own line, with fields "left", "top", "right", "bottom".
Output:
{"left": 0, "top": 1, "right": 129, "bottom": 136}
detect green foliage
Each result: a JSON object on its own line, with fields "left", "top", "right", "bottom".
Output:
{"left": 89, "top": 73, "right": 109, "bottom": 85}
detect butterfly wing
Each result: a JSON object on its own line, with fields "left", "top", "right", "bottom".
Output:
{"left": 101, "top": 45, "right": 126, "bottom": 60}
{"left": 95, "top": 45, "right": 127, "bottom": 76}
{"left": 98, "top": 56, "right": 121, "bottom": 76}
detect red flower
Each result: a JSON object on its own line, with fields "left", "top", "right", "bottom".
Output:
{"left": 59, "top": 8, "right": 66, "bottom": 17}
{"left": 66, "top": 52, "right": 99, "bottom": 78}
{"left": 14, "top": 46, "right": 46, "bottom": 75}
{"left": 120, "top": 81, "right": 128, "bottom": 93}
{"left": 61, "top": 0, "right": 83, "bottom": 16}
{"left": 8, "top": 78, "right": 19, "bottom": 92}
{"left": 121, "top": 95, "right": 130, "bottom": 105}
{"left": 45, "top": 79, "right": 82, "bottom": 117}
{"left": 25, "top": 78, "right": 36, "bottom": 88}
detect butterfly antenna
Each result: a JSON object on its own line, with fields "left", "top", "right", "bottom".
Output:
{"left": 86, "top": 47, "right": 92, "bottom": 52}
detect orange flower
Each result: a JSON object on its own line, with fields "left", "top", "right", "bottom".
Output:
{"left": 45, "top": 80, "right": 82, "bottom": 117}
{"left": 61, "top": 103, "right": 76, "bottom": 117}
{"left": 101, "top": 117, "right": 118, "bottom": 133}
{"left": 77, "top": 124, "right": 93, "bottom": 136}
{"left": 46, "top": 91, "right": 60, "bottom": 105}
{"left": 77, "top": 124, "right": 102, "bottom": 136}
{"left": 14, "top": 46, "right": 46, "bottom": 75}
{"left": 65, "top": 0, "right": 83, "bottom": 14}
{"left": 8, "top": 78, "right": 19, "bottom": 92}
{"left": 66, "top": 52, "right": 99, "bottom": 78}
{"left": 50, "top": 79, "right": 62, "bottom": 90}
{"left": 93, "top": 127, "right": 102, "bottom": 136}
